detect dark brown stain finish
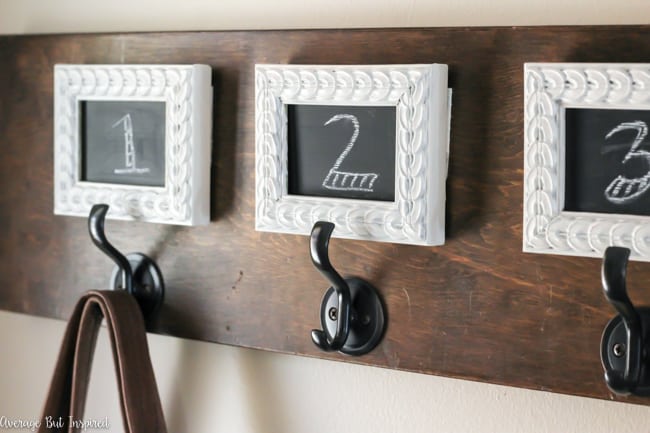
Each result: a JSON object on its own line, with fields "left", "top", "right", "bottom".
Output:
{"left": 1, "top": 27, "right": 649, "bottom": 404}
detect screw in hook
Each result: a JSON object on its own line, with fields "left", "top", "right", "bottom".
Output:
{"left": 613, "top": 342, "right": 626, "bottom": 358}
{"left": 328, "top": 307, "right": 338, "bottom": 321}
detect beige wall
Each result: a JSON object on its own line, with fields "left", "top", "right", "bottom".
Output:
{"left": 1, "top": 0, "right": 649, "bottom": 32}
{"left": 1, "top": 1, "right": 650, "bottom": 432}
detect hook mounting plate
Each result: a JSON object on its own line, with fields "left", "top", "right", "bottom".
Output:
{"left": 601, "top": 307, "right": 650, "bottom": 396}
{"left": 110, "top": 253, "right": 164, "bottom": 318}
{"left": 319, "top": 277, "right": 385, "bottom": 356}
{"left": 601, "top": 315, "right": 628, "bottom": 381}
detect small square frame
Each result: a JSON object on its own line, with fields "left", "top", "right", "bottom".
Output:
{"left": 524, "top": 63, "right": 650, "bottom": 261}
{"left": 255, "top": 64, "right": 450, "bottom": 245}
{"left": 54, "top": 64, "right": 213, "bottom": 225}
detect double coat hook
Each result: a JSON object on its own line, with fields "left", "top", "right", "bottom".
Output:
{"left": 88, "top": 204, "right": 164, "bottom": 318}
{"left": 601, "top": 246, "right": 650, "bottom": 396}
{"left": 310, "top": 221, "right": 386, "bottom": 356}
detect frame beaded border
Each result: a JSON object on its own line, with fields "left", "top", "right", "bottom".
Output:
{"left": 255, "top": 64, "right": 450, "bottom": 245}
{"left": 523, "top": 63, "right": 650, "bottom": 261}
{"left": 54, "top": 64, "right": 212, "bottom": 226}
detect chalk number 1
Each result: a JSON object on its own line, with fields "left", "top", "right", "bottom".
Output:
{"left": 112, "top": 113, "right": 150, "bottom": 175}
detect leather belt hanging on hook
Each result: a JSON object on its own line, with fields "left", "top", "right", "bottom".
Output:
{"left": 38, "top": 204, "right": 168, "bottom": 432}
{"left": 38, "top": 290, "right": 167, "bottom": 433}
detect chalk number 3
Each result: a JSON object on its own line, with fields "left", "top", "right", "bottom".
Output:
{"left": 604, "top": 120, "right": 650, "bottom": 204}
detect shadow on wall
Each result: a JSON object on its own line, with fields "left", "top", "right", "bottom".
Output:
{"left": 237, "top": 347, "right": 289, "bottom": 433}
{"left": 161, "top": 339, "right": 192, "bottom": 431}
{"left": 163, "top": 338, "right": 288, "bottom": 432}
{"left": 162, "top": 337, "right": 236, "bottom": 431}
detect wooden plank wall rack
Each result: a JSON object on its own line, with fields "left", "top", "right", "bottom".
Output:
{"left": 2, "top": 26, "right": 650, "bottom": 405}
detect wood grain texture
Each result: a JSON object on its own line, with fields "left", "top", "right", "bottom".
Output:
{"left": 1, "top": 26, "right": 650, "bottom": 404}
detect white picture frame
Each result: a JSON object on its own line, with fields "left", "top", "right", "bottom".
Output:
{"left": 524, "top": 63, "right": 650, "bottom": 261}
{"left": 255, "top": 64, "right": 450, "bottom": 246}
{"left": 54, "top": 64, "right": 213, "bottom": 225}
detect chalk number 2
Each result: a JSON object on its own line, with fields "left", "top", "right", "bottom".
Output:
{"left": 604, "top": 120, "right": 650, "bottom": 204}
{"left": 321, "top": 114, "right": 379, "bottom": 192}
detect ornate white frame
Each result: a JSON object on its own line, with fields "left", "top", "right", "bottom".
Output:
{"left": 524, "top": 63, "right": 650, "bottom": 261}
{"left": 255, "top": 64, "right": 450, "bottom": 245}
{"left": 54, "top": 64, "right": 213, "bottom": 225}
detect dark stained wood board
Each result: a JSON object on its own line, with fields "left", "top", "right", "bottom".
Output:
{"left": 2, "top": 26, "right": 650, "bottom": 405}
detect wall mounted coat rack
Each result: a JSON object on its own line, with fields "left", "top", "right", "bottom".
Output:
{"left": 3, "top": 25, "right": 650, "bottom": 406}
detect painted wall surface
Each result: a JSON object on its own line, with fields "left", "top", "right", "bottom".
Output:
{"left": 1, "top": 1, "right": 650, "bottom": 432}
{"left": 0, "top": 0, "right": 649, "bottom": 33}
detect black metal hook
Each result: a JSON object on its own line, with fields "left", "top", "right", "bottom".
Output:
{"left": 601, "top": 246, "right": 650, "bottom": 396}
{"left": 88, "top": 204, "right": 164, "bottom": 318}
{"left": 310, "top": 222, "right": 352, "bottom": 351}
{"left": 310, "top": 221, "right": 385, "bottom": 356}
{"left": 89, "top": 204, "right": 134, "bottom": 294}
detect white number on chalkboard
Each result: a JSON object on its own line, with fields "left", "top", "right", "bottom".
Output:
{"left": 604, "top": 120, "right": 650, "bottom": 204}
{"left": 321, "top": 114, "right": 378, "bottom": 192}
{"left": 112, "top": 113, "right": 150, "bottom": 175}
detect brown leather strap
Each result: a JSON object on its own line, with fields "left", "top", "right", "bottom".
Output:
{"left": 39, "top": 290, "right": 167, "bottom": 433}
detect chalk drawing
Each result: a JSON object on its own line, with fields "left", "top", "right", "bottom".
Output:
{"left": 111, "top": 113, "right": 150, "bottom": 175}
{"left": 604, "top": 120, "right": 650, "bottom": 204}
{"left": 322, "top": 114, "right": 378, "bottom": 192}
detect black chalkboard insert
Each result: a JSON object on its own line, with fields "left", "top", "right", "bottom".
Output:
{"left": 288, "top": 104, "right": 396, "bottom": 202}
{"left": 564, "top": 108, "right": 650, "bottom": 216}
{"left": 80, "top": 100, "right": 166, "bottom": 187}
